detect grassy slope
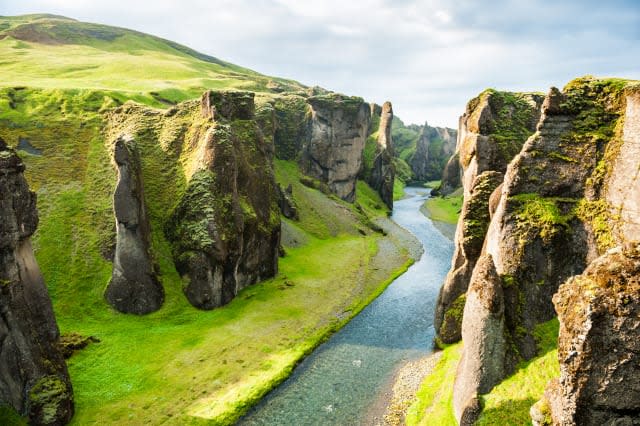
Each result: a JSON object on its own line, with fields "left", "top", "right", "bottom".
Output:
{"left": 405, "top": 343, "right": 462, "bottom": 426}
{"left": 0, "top": 16, "right": 415, "bottom": 423}
{"left": 0, "top": 86, "right": 413, "bottom": 425}
{"left": 406, "top": 319, "right": 560, "bottom": 425}
{"left": 0, "top": 14, "right": 305, "bottom": 106}
{"left": 421, "top": 187, "right": 463, "bottom": 224}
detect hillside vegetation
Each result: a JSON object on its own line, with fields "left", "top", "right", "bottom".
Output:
{"left": 0, "top": 15, "right": 418, "bottom": 424}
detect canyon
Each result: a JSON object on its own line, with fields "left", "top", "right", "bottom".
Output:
{"left": 0, "top": 13, "right": 638, "bottom": 426}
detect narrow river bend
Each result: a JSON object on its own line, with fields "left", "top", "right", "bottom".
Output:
{"left": 240, "top": 187, "right": 454, "bottom": 425}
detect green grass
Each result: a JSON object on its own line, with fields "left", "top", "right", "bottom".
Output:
{"left": 421, "top": 193, "right": 463, "bottom": 224}
{"left": 405, "top": 343, "right": 462, "bottom": 425}
{"left": 393, "top": 178, "right": 406, "bottom": 200}
{"left": 0, "top": 82, "right": 411, "bottom": 424}
{"left": 406, "top": 319, "right": 559, "bottom": 425}
{"left": 477, "top": 319, "right": 560, "bottom": 425}
{"left": 0, "top": 15, "right": 305, "bottom": 107}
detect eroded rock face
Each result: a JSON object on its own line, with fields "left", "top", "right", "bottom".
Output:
{"left": 409, "top": 123, "right": 457, "bottom": 182}
{"left": 438, "top": 152, "right": 461, "bottom": 196}
{"left": 104, "top": 135, "right": 164, "bottom": 314}
{"left": 545, "top": 245, "right": 640, "bottom": 425}
{"left": 367, "top": 101, "right": 395, "bottom": 209}
{"left": 454, "top": 78, "right": 632, "bottom": 422}
{"left": 301, "top": 94, "right": 371, "bottom": 202}
{"left": 167, "top": 91, "right": 281, "bottom": 309}
{"left": 0, "top": 140, "right": 73, "bottom": 425}
{"left": 434, "top": 90, "right": 543, "bottom": 344}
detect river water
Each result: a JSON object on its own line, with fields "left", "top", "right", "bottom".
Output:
{"left": 239, "top": 187, "right": 454, "bottom": 425}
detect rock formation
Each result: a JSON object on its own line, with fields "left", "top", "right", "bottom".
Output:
{"left": 300, "top": 94, "right": 371, "bottom": 202}
{"left": 437, "top": 152, "right": 461, "bottom": 196}
{"left": 451, "top": 77, "right": 636, "bottom": 423}
{"left": 531, "top": 82, "right": 640, "bottom": 426}
{"left": 277, "top": 183, "right": 299, "bottom": 220}
{"left": 366, "top": 101, "right": 395, "bottom": 209}
{"left": 434, "top": 90, "right": 544, "bottom": 344}
{"left": 537, "top": 244, "right": 640, "bottom": 425}
{"left": 0, "top": 139, "right": 74, "bottom": 425}
{"left": 409, "top": 123, "right": 457, "bottom": 182}
{"left": 166, "top": 91, "right": 281, "bottom": 309}
{"left": 104, "top": 134, "right": 164, "bottom": 314}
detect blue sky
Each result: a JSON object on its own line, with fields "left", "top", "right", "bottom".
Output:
{"left": 2, "top": 0, "right": 639, "bottom": 127}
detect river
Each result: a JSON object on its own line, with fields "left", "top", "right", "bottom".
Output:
{"left": 239, "top": 187, "right": 455, "bottom": 425}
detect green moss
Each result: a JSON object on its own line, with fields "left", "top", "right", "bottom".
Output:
{"left": 273, "top": 95, "right": 308, "bottom": 160}
{"left": 28, "top": 375, "right": 71, "bottom": 425}
{"left": 480, "top": 90, "right": 542, "bottom": 165}
{"left": 393, "top": 178, "right": 406, "bottom": 201}
{"left": 511, "top": 194, "right": 578, "bottom": 244}
{"left": 574, "top": 199, "right": 615, "bottom": 252}
{"left": 0, "top": 404, "right": 27, "bottom": 426}
{"left": 477, "top": 319, "right": 559, "bottom": 425}
{"left": 440, "top": 293, "right": 466, "bottom": 337}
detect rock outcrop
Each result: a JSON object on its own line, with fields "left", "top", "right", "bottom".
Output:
{"left": 276, "top": 183, "right": 299, "bottom": 220}
{"left": 104, "top": 135, "right": 164, "bottom": 314}
{"left": 300, "top": 94, "right": 371, "bottom": 202}
{"left": 437, "top": 152, "right": 461, "bottom": 196}
{"left": 0, "top": 139, "right": 74, "bottom": 425}
{"left": 166, "top": 91, "right": 281, "bottom": 309}
{"left": 434, "top": 90, "right": 544, "bottom": 344}
{"left": 540, "top": 244, "right": 640, "bottom": 425}
{"left": 452, "top": 77, "right": 635, "bottom": 423}
{"left": 366, "top": 101, "right": 395, "bottom": 209}
{"left": 409, "top": 123, "right": 457, "bottom": 182}
{"left": 532, "top": 82, "right": 640, "bottom": 426}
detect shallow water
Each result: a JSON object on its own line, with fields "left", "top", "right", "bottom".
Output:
{"left": 239, "top": 187, "right": 454, "bottom": 425}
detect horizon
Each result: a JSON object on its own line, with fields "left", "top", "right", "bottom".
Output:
{"left": 2, "top": 1, "right": 639, "bottom": 128}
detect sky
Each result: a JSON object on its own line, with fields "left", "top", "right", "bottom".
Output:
{"left": 2, "top": 0, "right": 640, "bottom": 128}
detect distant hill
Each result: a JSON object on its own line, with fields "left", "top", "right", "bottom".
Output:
{"left": 0, "top": 14, "right": 307, "bottom": 105}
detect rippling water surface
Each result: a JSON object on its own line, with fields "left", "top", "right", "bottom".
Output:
{"left": 240, "top": 187, "right": 454, "bottom": 425}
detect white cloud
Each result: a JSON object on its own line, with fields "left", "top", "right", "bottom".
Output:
{"left": 1, "top": 0, "right": 639, "bottom": 127}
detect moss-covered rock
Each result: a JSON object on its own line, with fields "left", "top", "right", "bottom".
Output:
{"left": 455, "top": 77, "right": 636, "bottom": 422}
{"left": 0, "top": 141, "right": 73, "bottom": 425}
{"left": 434, "top": 89, "right": 544, "bottom": 346}
{"left": 544, "top": 244, "right": 640, "bottom": 425}
{"left": 166, "top": 91, "right": 281, "bottom": 309}
{"left": 365, "top": 101, "right": 395, "bottom": 209}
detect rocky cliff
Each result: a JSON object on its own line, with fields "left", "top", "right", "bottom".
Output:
{"left": 451, "top": 77, "right": 638, "bottom": 424}
{"left": 106, "top": 90, "right": 281, "bottom": 310}
{"left": 434, "top": 90, "right": 544, "bottom": 344}
{"left": 300, "top": 94, "right": 371, "bottom": 202}
{"left": 365, "top": 101, "right": 395, "bottom": 209}
{"left": 409, "top": 123, "right": 457, "bottom": 182}
{"left": 0, "top": 139, "right": 74, "bottom": 425}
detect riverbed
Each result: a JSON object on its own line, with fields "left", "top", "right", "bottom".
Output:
{"left": 240, "top": 187, "right": 454, "bottom": 425}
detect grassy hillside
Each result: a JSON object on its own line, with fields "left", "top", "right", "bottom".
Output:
{"left": 0, "top": 15, "right": 419, "bottom": 424}
{"left": 0, "top": 14, "right": 306, "bottom": 106}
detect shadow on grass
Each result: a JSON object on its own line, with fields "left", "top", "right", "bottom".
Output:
{"left": 478, "top": 397, "right": 537, "bottom": 425}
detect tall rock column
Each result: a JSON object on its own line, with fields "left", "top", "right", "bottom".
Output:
{"left": 0, "top": 139, "right": 74, "bottom": 425}
{"left": 104, "top": 135, "right": 164, "bottom": 314}
{"left": 367, "top": 101, "right": 395, "bottom": 209}
{"left": 434, "top": 90, "right": 543, "bottom": 344}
